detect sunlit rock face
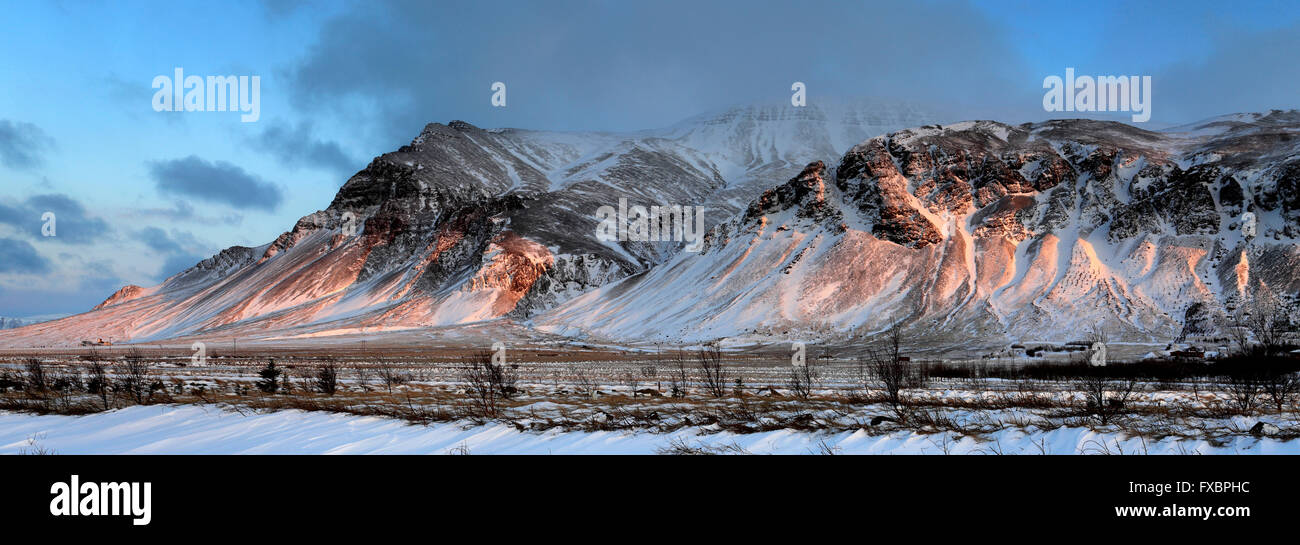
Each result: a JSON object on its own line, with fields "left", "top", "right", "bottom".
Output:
{"left": 4, "top": 108, "right": 1298, "bottom": 348}
{"left": 539, "top": 114, "right": 1300, "bottom": 346}
{"left": 0, "top": 100, "right": 935, "bottom": 346}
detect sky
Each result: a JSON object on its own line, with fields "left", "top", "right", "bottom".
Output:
{"left": 1, "top": 0, "right": 1299, "bottom": 318}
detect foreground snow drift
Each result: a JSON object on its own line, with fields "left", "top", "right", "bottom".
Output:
{"left": 1, "top": 405, "right": 1295, "bottom": 455}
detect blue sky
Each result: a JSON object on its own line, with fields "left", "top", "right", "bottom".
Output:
{"left": 2, "top": 0, "right": 1299, "bottom": 317}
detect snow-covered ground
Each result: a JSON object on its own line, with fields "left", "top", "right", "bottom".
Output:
{"left": 2, "top": 405, "right": 1296, "bottom": 455}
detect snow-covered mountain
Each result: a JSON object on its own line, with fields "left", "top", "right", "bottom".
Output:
{"left": 0, "top": 314, "right": 63, "bottom": 330}
{"left": 0, "top": 317, "right": 35, "bottom": 330}
{"left": 3, "top": 106, "right": 1297, "bottom": 349}
{"left": 539, "top": 112, "right": 1300, "bottom": 346}
{"left": 0, "top": 99, "right": 937, "bottom": 347}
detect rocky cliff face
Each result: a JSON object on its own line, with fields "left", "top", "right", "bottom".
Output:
{"left": 538, "top": 113, "right": 1300, "bottom": 346}
{"left": 0, "top": 100, "right": 934, "bottom": 346}
{"left": 6, "top": 107, "right": 1296, "bottom": 349}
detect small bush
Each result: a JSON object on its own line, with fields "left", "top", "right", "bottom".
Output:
{"left": 24, "top": 358, "right": 47, "bottom": 392}
{"left": 787, "top": 361, "right": 818, "bottom": 401}
{"left": 376, "top": 364, "right": 409, "bottom": 394}
{"left": 117, "top": 355, "right": 157, "bottom": 404}
{"left": 669, "top": 351, "right": 689, "bottom": 398}
{"left": 697, "top": 344, "right": 727, "bottom": 398}
{"left": 315, "top": 360, "right": 339, "bottom": 395}
{"left": 460, "top": 349, "right": 519, "bottom": 417}
{"left": 256, "top": 360, "right": 282, "bottom": 393}
{"left": 1078, "top": 375, "right": 1137, "bottom": 424}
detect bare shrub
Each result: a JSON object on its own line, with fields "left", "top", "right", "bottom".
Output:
{"left": 669, "top": 351, "right": 689, "bottom": 398}
{"left": 656, "top": 437, "right": 750, "bottom": 455}
{"left": 697, "top": 344, "right": 727, "bottom": 398}
{"left": 1260, "top": 370, "right": 1300, "bottom": 411}
{"left": 1225, "top": 371, "right": 1261, "bottom": 411}
{"left": 623, "top": 370, "right": 640, "bottom": 397}
{"left": 460, "top": 349, "right": 519, "bottom": 417}
{"left": 118, "top": 355, "right": 159, "bottom": 404}
{"left": 354, "top": 365, "right": 371, "bottom": 391}
{"left": 1216, "top": 349, "right": 1300, "bottom": 412}
{"left": 573, "top": 367, "right": 599, "bottom": 395}
{"left": 865, "top": 324, "right": 920, "bottom": 409}
{"left": 50, "top": 367, "right": 84, "bottom": 392}
{"left": 1227, "top": 313, "right": 1252, "bottom": 353}
{"left": 811, "top": 440, "right": 841, "bottom": 455}
{"left": 787, "top": 359, "right": 818, "bottom": 401}
{"left": 17, "top": 434, "right": 56, "bottom": 455}
{"left": 0, "top": 369, "right": 22, "bottom": 393}
{"left": 461, "top": 353, "right": 499, "bottom": 417}
{"left": 1078, "top": 374, "right": 1136, "bottom": 424}
{"left": 376, "top": 364, "right": 410, "bottom": 394}
{"left": 24, "top": 358, "right": 47, "bottom": 392}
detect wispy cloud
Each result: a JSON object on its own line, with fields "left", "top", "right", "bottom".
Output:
{"left": 0, "top": 237, "right": 51, "bottom": 274}
{"left": 0, "top": 255, "right": 129, "bottom": 316}
{"left": 147, "top": 156, "right": 284, "bottom": 212}
{"left": 129, "top": 199, "right": 243, "bottom": 226}
{"left": 252, "top": 120, "right": 360, "bottom": 181}
{"left": 0, "top": 120, "right": 53, "bottom": 169}
{"left": 132, "top": 226, "right": 211, "bottom": 279}
{"left": 0, "top": 193, "right": 112, "bottom": 244}
{"left": 284, "top": 0, "right": 1030, "bottom": 144}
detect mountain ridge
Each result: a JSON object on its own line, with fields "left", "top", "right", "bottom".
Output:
{"left": 3, "top": 105, "right": 1298, "bottom": 349}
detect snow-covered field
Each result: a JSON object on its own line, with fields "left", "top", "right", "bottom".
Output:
{"left": 2, "top": 405, "right": 1296, "bottom": 455}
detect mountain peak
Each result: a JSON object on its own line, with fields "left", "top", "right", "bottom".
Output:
{"left": 92, "top": 285, "right": 145, "bottom": 311}
{"left": 6, "top": 106, "right": 1299, "bottom": 350}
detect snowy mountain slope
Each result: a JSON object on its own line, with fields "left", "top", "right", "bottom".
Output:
{"left": 655, "top": 99, "right": 939, "bottom": 211}
{"left": 0, "top": 100, "right": 935, "bottom": 347}
{"left": 537, "top": 114, "right": 1300, "bottom": 346}
{"left": 5, "top": 107, "right": 1295, "bottom": 349}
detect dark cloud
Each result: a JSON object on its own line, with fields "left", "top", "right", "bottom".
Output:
{"left": 100, "top": 74, "right": 185, "bottom": 125}
{"left": 0, "top": 237, "right": 51, "bottom": 274}
{"left": 282, "top": 0, "right": 1300, "bottom": 141}
{"left": 262, "top": 0, "right": 308, "bottom": 17}
{"left": 286, "top": 0, "right": 1030, "bottom": 146}
{"left": 147, "top": 155, "right": 284, "bottom": 212}
{"left": 0, "top": 193, "right": 112, "bottom": 244}
{"left": 0, "top": 120, "right": 53, "bottom": 169}
{"left": 132, "top": 226, "right": 211, "bottom": 278}
{"left": 1155, "top": 21, "right": 1300, "bottom": 122}
{"left": 252, "top": 120, "right": 360, "bottom": 180}
{"left": 133, "top": 226, "right": 186, "bottom": 254}
{"left": 0, "top": 259, "right": 127, "bottom": 316}
{"left": 131, "top": 200, "right": 244, "bottom": 226}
